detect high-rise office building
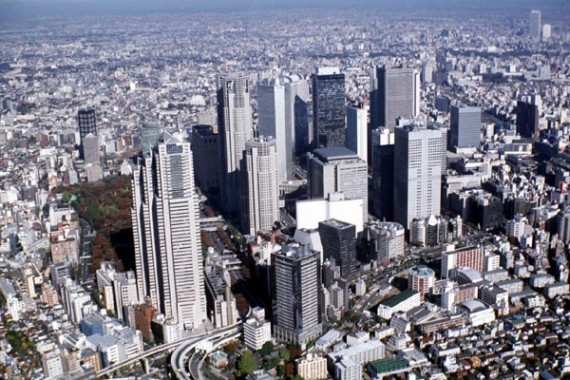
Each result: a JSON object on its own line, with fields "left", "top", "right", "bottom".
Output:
{"left": 191, "top": 125, "right": 220, "bottom": 194}
{"left": 374, "top": 66, "right": 420, "bottom": 131}
{"left": 363, "top": 221, "right": 405, "bottom": 265}
{"left": 318, "top": 219, "right": 357, "bottom": 278}
{"left": 449, "top": 105, "right": 481, "bottom": 149}
{"left": 308, "top": 147, "right": 368, "bottom": 224}
{"left": 394, "top": 125, "right": 444, "bottom": 229}
{"left": 272, "top": 244, "right": 322, "bottom": 345}
{"left": 346, "top": 105, "right": 368, "bottom": 162}
{"left": 258, "top": 78, "right": 289, "bottom": 182}
{"left": 516, "top": 100, "right": 540, "bottom": 138}
{"left": 312, "top": 67, "right": 346, "bottom": 148}
{"left": 371, "top": 128, "right": 395, "bottom": 221}
{"left": 283, "top": 74, "right": 311, "bottom": 157}
{"left": 82, "top": 134, "right": 100, "bottom": 165}
{"left": 77, "top": 107, "right": 97, "bottom": 159}
{"left": 542, "top": 24, "right": 552, "bottom": 40}
{"left": 530, "top": 10, "right": 542, "bottom": 39}
{"left": 217, "top": 74, "right": 254, "bottom": 214}
{"left": 131, "top": 132, "right": 207, "bottom": 330}
{"left": 242, "top": 137, "right": 280, "bottom": 235}
{"left": 140, "top": 122, "right": 160, "bottom": 154}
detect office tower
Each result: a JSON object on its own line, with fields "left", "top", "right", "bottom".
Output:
{"left": 449, "top": 105, "right": 481, "bottom": 149}
{"left": 283, "top": 74, "right": 311, "bottom": 157}
{"left": 542, "top": 24, "right": 552, "bottom": 40}
{"left": 346, "top": 105, "right": 368, "bottom": 162}
{"left": 312, "top": 67, "right": 346, "bottom": 148}
{"left": 308, "top": 147, "right": 368, "bottom": 224}
{"left": 369, "top": 68, "right": 380, "bottom": 137}
{"left": 394, "top": 125, "right": 444, "bottom": 229}
{"left": 371, "top": 128, "right": 395, "bottom": 220}
{"left": 363, "top": 221, "right": 405, "bottom": 265}
{"left": 272, "top": 244, "right": 322, "bottom": 345}
{"left": 530, "top": 10, "right": 541, "bottom": 39}
{"left": 82, "top": 134, "right": 100, "bottom": 165}
{"left": 258, "top": 78, "right": 289, "bottom": 182}
{"left": 204, "top": 262, "right": 238, "bottom": 328}
{"left": 375, "top": 66, "right": 420, "bottom": 131}
{"left": 131, "top": 132, "right": 207, "bottom": 330}
{"left": 191, "top": 125, "right": 220, "bottom": 194}
{"left": 242, "top": 137, "right": 279, "bottom": 235}
{"left": 516, "top": 100, "right": 539, "bottom": 138}
{"left": 77, "top": 107, "right": 97, "bottom": 159}
{"left": 140, "top": 122, "right": 160, "bottom": 153}
{"left": 318, "top": 219, "right": 357, "bottom": 278}
{"left": 217, "top": 74, "right": 254, "bottom": 214}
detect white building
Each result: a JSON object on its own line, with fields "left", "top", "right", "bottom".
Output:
{"left": 394, "top": 125, "right": 444, "bottom": 229}
{"left": 297, "top": 193, "right": 363, "bottom": 234}
{"left": 42, "top": 350, "right": 64, "bottom": 379}
{"left": 243, "top": 136, "right": 280, "bottom": 235}
{"left": 243, "top": 311, "right": 272, "bottom": 351}
{"left": 458, "top": 300, "right": 496, "bottom": 327}
{"left": 377, "top": 290, "right": 421, "bottom": 320}
{"left": 346, "top": 105, "right": 368, "bottom": 162}
{"left": 296, "top": 354, "right": 328, "bottom": 380}
{"left": 131, "top": 132, "right": 207, "bottom": 330}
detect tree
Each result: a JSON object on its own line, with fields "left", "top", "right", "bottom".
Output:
{"left": 288, "top": 344, "right": 302, "bottom": 360}
{"left": 238, "top": 350, "right": 257, "bottom": 375}
{"left": 279, "top": 348, "right": 290, "bottom": 361}
{"left": 259, "top": 341, "right": 274, "bottom": 357}
{"left": 264, "top": 357, "right": 280, "bottom": 370}
{"left": 224, "top": 341, "right": 239, "bottom": 355}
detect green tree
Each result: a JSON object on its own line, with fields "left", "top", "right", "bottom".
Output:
{"left": 259, "top": 341, "right": 274, "bottom": 357}
{"left": 264, "top": 357, "right": 280, "bottom": 370}
{"left": 279, "top": 348, "right": 290, "bottom": 361}
{"left": 238, "top": 350, "right": 257, "bottom": 375}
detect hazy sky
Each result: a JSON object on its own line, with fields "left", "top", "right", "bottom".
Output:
{"left": 1, "top": 0, "right": 568, "bottom": 20}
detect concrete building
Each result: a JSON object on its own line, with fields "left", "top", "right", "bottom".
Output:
{"left": 204, "top": 263, "right": 238, "bottom": 328}
{"left": 242, "top": 136, "right": 279, "bottom": 235}
{"left": 346, "top": 105, "right": 368, "bottom": 162}
{"left": 272, "top": 244, "right": 322, "bottom": 345}
{"left": 77, "top": 107, "right": 97, "bottom": 159}
{"left": 217, "top": 74, "right": 254, "bottom": 214}
{"left": 377, "top": 290, "right": 421, "bottom": 319}
{"left": 140, "top": 122, "right": 160, "bottom": 153}
{"left": 283, "top": 74, "right": 311, "bottom": 155}
{"left": 82, "top": 133, "right": 100, "bottom": 165}
{"left": 530, "top": 10, "right": 541, "bottom": 39}
{"left": 308, "top": 147, "right": 368, "bottom": 224}
{"left": 441, "top": 245, "right": 485, "bottom": 279}
{"left": 296, "top": 354, "right": 328, "bottom": 380}
{"left": 363, "top": 221, "right": 405, "bottom": 265}
{"left": 409, "top": 265, "right": 436, "bottom": 296}
{"left": 312, "top": 67, "right": 346, "bottom": 148}
{"left": 131, "top": 132, "right": 207, "bottom": 330}
{"left": 296, "top": 193, "right": 363, "bottom": 234}
{"left": 394, "top": 125, "right": 444, "bottom": 229}
{"left": 243, "top": 307, "right": 271, "bottom": 351}
{"left": 374, "top": 66, "right": 420, "bottom": 131}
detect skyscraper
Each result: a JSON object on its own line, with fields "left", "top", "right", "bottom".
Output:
{"left": 516, "top": 99, "right": 540, "bottom": 138}
{"left": 77, "top": 107, "right": 97, "bottom": 159}
{"left": 346, "top": 105, "right": 368, "bottom": 162}
{"left": 242, "top": 137, "right": 280, "bottom": 235}
{"left": 371, "top": 128, "right": 395, "bottom": 221}
{"left": 374, "top": 66, "right": 420, "bottom": 131}
{"left": 257, "top": 78, "right": 289, "bottom": 182}
{"left": 191, "top": 125, "right": 220, "bottom": 195}
{"left": 308, "top": 147, "right": 368, "bottom": 224}
{"left": 449, "top": 105, "right": 481, "bottom": 149}
{"left": 530, "top": 10, "right": 541, "bottom": 39}
{"left": 318, "top": 219, "right": 357, "bottom": 278}
{"left": 217, "top": 74, "right": 254, "bottom": 214}
{"left": 283, "top": 74, "right": 311, "bottom": 157}
{"left": 131, "top": 132, "right": 207, "bottom": 330}
{"left": 394, "top": 125, "right": 444, "bottom": 229}
{"left": 140, "top": 122, "right": 160, "bottom": 154}
{"left": 272, "top": 244, "right": 322, "bottom": 345}
{"left": 312, "top": 67, "right": 346, "bottom": 148}
{"left": 82, "top": 134, "right": 100, "bottom": 165}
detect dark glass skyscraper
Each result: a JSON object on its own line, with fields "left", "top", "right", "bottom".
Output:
{"left": 77, "top": 107, "right": 97, "bottom": 158}
{"left": 312, "top": 68, "right": 346, "bottom": 148}
{"left": 318, "top": 219, "right": 357, "bottom": 278}
{"left": 516, "top": 100, "right": 539, "bottom": 138}
{"left": 449, "top": 105, "right": 481, "bottom": 149}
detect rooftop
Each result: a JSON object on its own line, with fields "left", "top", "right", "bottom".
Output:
{"left": 381, "top": 289, "right": 419, "bottom": 308}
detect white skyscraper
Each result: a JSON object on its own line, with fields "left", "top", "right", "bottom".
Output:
{"left": 394, "top": 125, "right": 444, "bottom": 229}
{"left": 346, "top": 105, "right": 368, "bottom": 162}
{"left": 283, "top": 74, "right": 311, "bottom": 157}
{"left": 542, "top": 24, "right": 551, "bottom": 40}
{"left": 217, "top": 74, "right": 254, "bottom": 214}
{"left": 530, "top": 10, "right": 541, "bottom": 39}
{"left": 131, "top": 132, "right": 207, "bottom": 330}
{"left": 258, "top": 79, "right": 288, "bottom": 183}
{"left": 242, "top": 136, "right": 280, "bottom": 235}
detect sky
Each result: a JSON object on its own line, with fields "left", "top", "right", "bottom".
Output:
{"left": 0, "top": 0, "right": 568, "bottom": 20}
